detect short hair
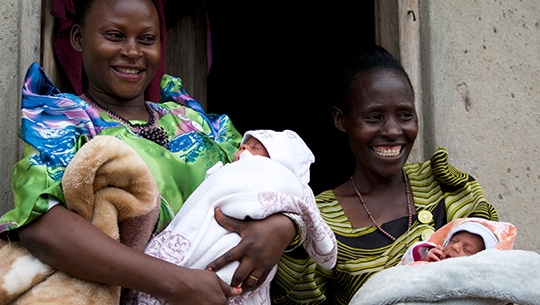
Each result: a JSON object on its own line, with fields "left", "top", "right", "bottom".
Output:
{"left": 333, "top": 45, "right": 414, "bottom": 113}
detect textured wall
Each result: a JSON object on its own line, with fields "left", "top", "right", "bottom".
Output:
{"left": 0, "top": 1, "right": 22, "bottom": 216}
{"left": 0, "top": 1, "right": 41, "bottom": 216}
{"left": 419, "top": 1, "right": 540, "bottom": 251}
{"left": 0, "top": 1, "right": 19, "bottom": 216}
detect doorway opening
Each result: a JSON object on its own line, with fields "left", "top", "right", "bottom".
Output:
{"left": 41, "top": 0, "right": 377, "bottom": 194}
{"left": 206, "top": 1, "right": 375, "bottom": 194}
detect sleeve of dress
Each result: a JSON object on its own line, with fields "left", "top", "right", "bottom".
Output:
{"left": 159, "top": 73, "right": 241, "bottom": 160}
{"left": 0, "top": 63, "right": 97, "bottom": 234}
{"left": 271, "top": 191, "right": 336, "bottom": 305}
{"left": 430, "top": 146, "right": 499, "bottom": 221}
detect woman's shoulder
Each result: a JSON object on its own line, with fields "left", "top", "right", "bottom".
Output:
{"left": 316, "top": 189, "right": 336, "bottom": 200}
{"left": 315, "top": 189, "right": 340, "bottom": 209}
{"left": 22, "top": 63, "right": 86, "bottom": 107}
{"left": 404, "top": 146, "right": 477, "bottom": 187}
{"left": 159, "top": 73, "right": 205, "bottom": 111}
{"left": 23, "top": 62, "right": 60, "bottom": 94}
{"left": 20, "top": 66, "right": 107, "bottom": 134}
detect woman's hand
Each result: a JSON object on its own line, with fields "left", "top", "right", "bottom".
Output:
{"left": 165, "top": 268, "right": 242, "bottom": 305}
{"left": 206, "top": 207, "right": 297, "bottom": 291}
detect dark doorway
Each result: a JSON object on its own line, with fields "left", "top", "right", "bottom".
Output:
{"left": 206, "top": 1, "right": 375, "bottom": 194}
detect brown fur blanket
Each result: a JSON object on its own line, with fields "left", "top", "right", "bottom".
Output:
{"left": 0, "top": 135, "right": 160, "bottom": 305}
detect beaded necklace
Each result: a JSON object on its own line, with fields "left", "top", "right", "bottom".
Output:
{"left": 350, "top": 170, "right": 412, "bottom": 247}
{"left": 82, "top": 92, "right": 169, "bottom": 148}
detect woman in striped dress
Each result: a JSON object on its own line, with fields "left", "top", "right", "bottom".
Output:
{"left": 270, "top": 45, "right": 498, "bottom": 305}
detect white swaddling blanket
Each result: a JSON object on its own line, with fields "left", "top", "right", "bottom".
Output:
{"left": 135, "top": 156, "right": 337, "bottom": 304}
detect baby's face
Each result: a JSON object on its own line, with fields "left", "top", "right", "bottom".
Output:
{"left": 233, "top": 137, "right": 270, "bottom": 161}
{"left": 442, "top": 231, "right": 486, "bottom": 259}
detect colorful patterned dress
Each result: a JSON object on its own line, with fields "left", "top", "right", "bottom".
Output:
{"left": 0, "top": 62, "right": 242, "bottom": 236}
{"left": 270, "top": 147, "right": 499, "bottom": 305}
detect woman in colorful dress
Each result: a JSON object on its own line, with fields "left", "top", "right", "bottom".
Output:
{"left": 0, "top": 0, "right": 299, "bottom": 304}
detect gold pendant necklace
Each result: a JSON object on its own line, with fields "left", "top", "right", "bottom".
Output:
{"left": 350, "top": 170, "right": 412, "bottom": 247}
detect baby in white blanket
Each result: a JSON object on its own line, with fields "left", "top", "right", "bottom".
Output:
{"left": 130, "top": 129, "right": 337, "bottom": 305}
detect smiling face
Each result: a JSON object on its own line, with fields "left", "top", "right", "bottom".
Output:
{"left": 333, "top": 68, "right": 418, "bottom": 179}
{"left": 71, "top": 0, "right": 161, "bottom": 103}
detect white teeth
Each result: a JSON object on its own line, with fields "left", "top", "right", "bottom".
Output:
{"left": 116, "top": 68, "right": 139, "bottom": 74}
{"left": 373, "top": 146, "right": 401, "bottom": 157}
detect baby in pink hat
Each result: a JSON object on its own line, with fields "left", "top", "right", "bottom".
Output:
{"left": 400, "top": 217, "right": 516, "bottom": 265}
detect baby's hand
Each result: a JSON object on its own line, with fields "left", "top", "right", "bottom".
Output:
{"left": 425, "top": 246, "right": 445, "bottom": 262}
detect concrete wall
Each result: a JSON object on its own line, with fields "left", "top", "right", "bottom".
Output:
{"left": 418, "top": 1, "right": 540, "bottom": 251}
{"left": 1, "top": 1, "right": 538, "bottom": 252}
{"left": 0, "top": 1, "right": 41, "bottom": 215}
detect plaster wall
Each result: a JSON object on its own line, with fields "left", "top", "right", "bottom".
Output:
{"left": 419, "top": 1, "right": 540, "bottom": 251}
{"left": 0, "top": 1, "right": 41, "bottom": 216}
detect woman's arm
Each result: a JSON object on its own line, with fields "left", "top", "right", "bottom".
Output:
{"left": 19, "top": 205, "right": 241, "bottom": 304}
{"left": 206, "top": 208, "right": 297, "bottom": 291}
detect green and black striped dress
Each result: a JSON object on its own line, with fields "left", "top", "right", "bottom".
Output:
{"left": 270, "top": 146, "right": 498, "bottom": 305}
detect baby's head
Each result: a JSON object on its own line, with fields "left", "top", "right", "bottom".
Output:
{"left": 234, "top": 136, "right": 270, "bottom": 159}
{"left": 235, "top": 129, "right": 315, "bottom": 183}
{"left": 442, "top": 221, "right": 499, "bottom": 258}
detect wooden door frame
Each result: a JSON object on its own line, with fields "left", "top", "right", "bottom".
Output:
{"left": 375, "top": 0, "right": 423, "bottom": 161}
